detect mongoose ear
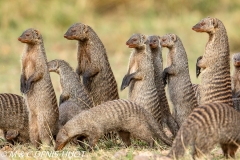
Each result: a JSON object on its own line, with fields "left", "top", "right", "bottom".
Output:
{"left": 84, "top": 24, "right": 88, "bottom": 33}
{"left": 171, "top": 34, "right": 177, "bottom": 42}
{"left": 34, "top": 29, "right": 40, "bottom": 37}
{"left": 141, "top": 34, "right": 147, "bottom": 43}
{"left": 158, "top": 36, "right": 161, "bottom": 39}
{"left": 212, "top": 18, "right": 218, "bottom": 28}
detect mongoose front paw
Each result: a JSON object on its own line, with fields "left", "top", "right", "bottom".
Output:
{"left": 24, "top": 80, "right": 33, "bottom": 94}
{"left": 162, "top": 69, "right": 168, "bottom": 87}
{"left": 196, "top": 56, "right": 203, "bottom": 78}
{"left": 121, "top": 73, "right": 135, "bottom": 91}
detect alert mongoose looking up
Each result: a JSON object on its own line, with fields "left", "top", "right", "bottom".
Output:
{"left": 121, "top": 33, "right": 172, "bottom": 143}
{"left": 18, "top": 28, "right": 59, "bottom": 147}
{"left": 193, "top": 17, "right": 232, "bottom": 107}
{"left": 148, "top": 35, "right": 179, "bottom": 137}
{"left": 64, "top": 23, "right": 119, "bottom": 106}
{"left": 55, "top": 99, "right": 172, "bottom": 151}
{"left": 0, "top": 93, "right": 29, "bottom": 144}
{"left": 168, "top": 102, "right": 240, "bottom": 159}
{"left": 161, "top": 33, "right": 198, "bottom": 126}
{"left": 47, "top": 59, "right": 94, "bottom": 127}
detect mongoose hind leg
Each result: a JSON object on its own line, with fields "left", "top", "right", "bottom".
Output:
{"left": 38, "top": 117, "right": 52, "bottom": 146}
{"left": 118, "top": 130, "right": 131, "bottom": 147}
{"left": 166, "top": 115, "right": 179, "bottom": 137}
{"left": 220, "top": 143, "right": 238, "bottom": 159}
{"left": 29, "top": 114, "right": 40, "bottom": 148}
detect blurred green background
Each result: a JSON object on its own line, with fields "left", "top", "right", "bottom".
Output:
{"left": 0, "top": 0, "right": 239, "bottom": 100}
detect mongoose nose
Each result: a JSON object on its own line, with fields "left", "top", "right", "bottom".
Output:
{"left": 18, "top": 37, "right": 21, "bottom": 41}
{"left": 64, "top": 35, "right": 67, "bottom": 38}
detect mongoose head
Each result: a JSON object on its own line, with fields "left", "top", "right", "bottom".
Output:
{"left": 126, "top": 34, "right": 147, "bottom": 48}
{"left": 18, "top": 28, "right": 43, "bottom": 44}
{"left": 64, "top": 23, "right": 89, "bottom": 41}
{"left": 160, "top": 34, "right": 177, "bottom": 48}
{"left": 148, "top": 35, "right": 161, "bottom": 49}
{"left": 48, "top": 59, "right": 60, "bottom": 74}
{"left": 55, "top": 127, "right": 71, "bottom": 151}
{"left": 6, "top": 130, "right": 19, "bottom": 140}
{"left": 232, "top": 53, "right": 240, "bottom": 67}
{"left": 192, "top": 17, "right": 218, "bottom": 33}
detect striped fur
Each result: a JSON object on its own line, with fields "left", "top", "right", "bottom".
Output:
{"left": 55, "top": 99, "right": 172, "bottom": 151}
{"left": 19, "top": 28, "right": 59, "bottom": 147}
{"left": 64, "top": 23, "right": 119, "bottom": 106}
{"left": 161, "top": 34, "right": 198, "bottom": 126}
{"left": 148, "top": 35, "right": 179, "bottom": 137}
{"left": 48, "top": 59, "right": 94, "bottom": 127}
{"left": 0, "top": 93, "right": 29, "bottom": 143}
{"left": 121, "top": 34, "right": 171, "bottom": 143}
{"left": 168, "top": 102, "right": 240, "bottom": 159}
{"left": 193, "top": 17, "right": 232, "bottom": 107}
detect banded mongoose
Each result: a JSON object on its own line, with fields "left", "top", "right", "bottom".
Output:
{"left": 0, "top": 93, "right": 29, "bottom": 143}
{"left": 148, "top": 35, "right": 179, "bottom": 137}
{"left": 161, "top": 34, "right": 198, "bottom": 126}
{"left": 232, "top": 53, "right": 240, "bottom": 95}
{"left": 168, "top": 102, "right": 240, "bottom": 159}
{"left": 121, "top": 33, "right": 172, "bottom": 143}
{"left": 18, "top": 28, "right": 59, "bottom": 147}
{"left": 193, "top": 17, "right": 232, "bottom": 107}
{"left": 55, "top": 99, "right": 172, "bottom": 151}
{"left": 47, "top": 59, "right": 94, "bottom": 127}
{"left": 64, "top": 23, "right": 119, "bottom": 106}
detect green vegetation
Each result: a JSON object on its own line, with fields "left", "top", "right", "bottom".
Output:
{"left": 0, "top": 0, "right": 240, "bottom": 159}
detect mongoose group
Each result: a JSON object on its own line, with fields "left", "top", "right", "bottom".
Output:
{"left": 0, "top": 16, "right": 240, "bottom": 159}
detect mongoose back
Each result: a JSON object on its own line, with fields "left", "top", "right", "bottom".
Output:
{"left": 64, "top": 23, "right": 119, "bottom": 106}
{"left": 193, "top": 17, "right": 232, "bottom": 107}
{"left": 48, "top": 59, "right": 94, "bottom": 127}
{"left": 121, "top": 34, "right": 171, "bottom": 143}
{"left": 0, "top": 93, "right": 29, "bottom": 143}
{"left": 161, "top": 34, "right": 198, "bottom": 126}
{"left": 168, "top": 102, "right": 240, "bottom": 159}
{"left": 18, "top": 28, "right": 59, "bottom": 147}
{"left": 55, "top": 99, "right": 172, "bottom": 151}
{"left": 148, "top": 35, "right": 179, "bottom": 136}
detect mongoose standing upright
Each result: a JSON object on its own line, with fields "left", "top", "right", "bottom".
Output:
{"left": 231, "top": 53, "right": 240, "bottom": 111}
{"left": 64, "top": 23, "right": 119, "bottom": 106}
{"left": 148, "top": 35, "right": 179, "bottom": 136}
{"left": 18, "top": 28, "right": 59, "bottom": 147}
{"left": 48, "top": 59, "right": 94, "bottom": 127}
{"left": 193, "top": 17, "right": 232, "bottom": 107}
{"left": 168, "top": 102, "right": 240, "bottom": 159}
{"left": 121, "top": 33, "right": 171, "bottom": 143}
{"left": 55, "top": 99, "right": 172, "bottom": 151}
{"left": 0, "top": 93, "right": 29, "bottom": 143}
{"left": 161, "top": 34, "right": 198, "bottom": 126}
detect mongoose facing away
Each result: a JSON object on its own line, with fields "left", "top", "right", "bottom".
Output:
{"left": 55, "top": 99, "right": 172, "bottom": 151}
{"left": 148, "top": 35, "right": 179, "bottom": 137}
{"left": 64, "top": 23, "right": 119, "bottom": 106}
{"left": 193, "top": 17, "right": 232, "bottom": 107}
{"left": 18, "top": 28, "right": 59, "bottom": 147}
{"left": 48, "top": 59, "right": 94, "bottom": 127}
{"left": 161, "top": 33, "right": 198, "bottom": 126}
{"left": 121, "top": 33, "right": 172, "bottom": 143}
{"left": 0, "top": 93, "right": 29, "bottom": 144}
{"left": 168, "top": 102, "right": 240, "bottom": 159}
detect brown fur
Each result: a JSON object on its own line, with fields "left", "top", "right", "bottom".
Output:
{"left": 55, "top": 99, "right": 172, "bottom": 151}
{"left": 193, "top": 17, "right": 232, "bottom": 107}
{"left": 161, "top": 34, "right": 198, "bottom": 126}
{"left": 148, "top": 35, "right": 179, "bottom": 137}
{"left": 64, "top": 23, "right": 119, "bottom": 106}
{"left": 0, "top": 93, "right": 29, "bottom": 144}
{"left": 121, "top": 34, "right": 172, "bottom": 143}
{"left": 168, "top": 103, "right": 240, "bottom": 159}
{"left": 48, "top": 59, "right": 94, "bottom": 128}
{"left": 18, "top": 28, "right": 59, "bottom": 148}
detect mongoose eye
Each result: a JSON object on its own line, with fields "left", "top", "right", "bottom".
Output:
{"left": 26, "top": 34, "right": 30, "bottom": 37}
{"left": 162, "top": 38, "right": 166, "bottom": 42}
{"left": 132, "top": 38, "right": 137, "bottom": 42}
{"left": 200, "top": 22, "right": 205, "bottom": 26}
{"left": 71, "top": 29, "right": 76, "bottom": 32}
{"left": 153, "top": 40, "right": 157, "bottom": 43}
